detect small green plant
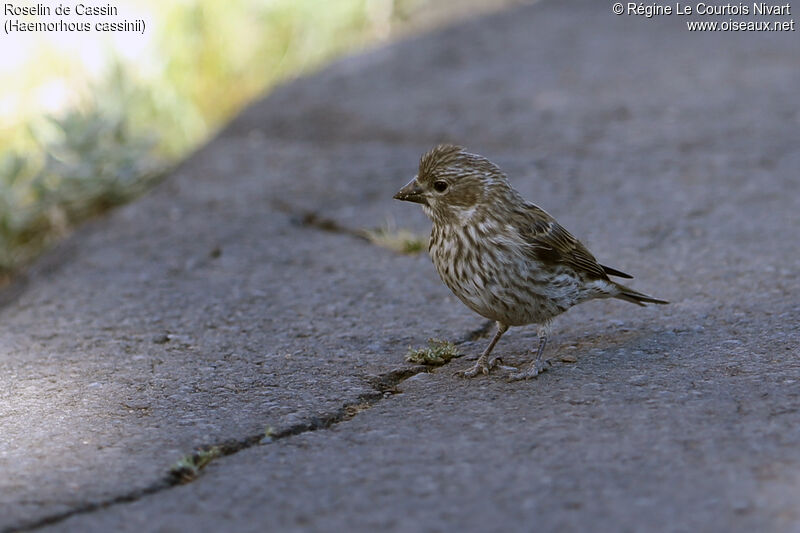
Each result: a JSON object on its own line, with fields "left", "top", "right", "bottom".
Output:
{"left": 169, "top": 446, "right": 222, "bottom": 484}
{"left": 261, "top": 426, "right": 277, "bottom": 444}
{"left": 362, "top": 221, "right": 427, "bottom": 255}
{"left": 405, "top": 338, "right": 458, "bottom": 366}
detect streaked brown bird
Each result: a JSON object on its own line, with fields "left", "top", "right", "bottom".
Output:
{"left": 394, "top": 144, "right": 667, "bottom": 380}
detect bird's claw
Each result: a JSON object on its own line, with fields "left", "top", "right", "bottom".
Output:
{"left": 457, "top": 356, "right": 490, "bottom": 378}
{"left": 507, "top": 359, "right": 551, "bottom": 381}
{"left": 489, "top": 356, "right": 519, "bottom": 373}
{"left": 457, "top": 364, "right": 485, "bottom": 378}
{"left": 458, "top": 355, "right": 517, "bottom": 378}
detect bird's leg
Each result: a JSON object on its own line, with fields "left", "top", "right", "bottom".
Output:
{"left": 458, "top": 323, "right": 514, "bottom": 378}
{"left": 508, "top": 328, "right": 551, "bottom": 381}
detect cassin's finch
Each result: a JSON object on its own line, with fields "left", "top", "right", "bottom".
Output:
{"left": 394, "top": 144, "right": 667, "bottom": 380}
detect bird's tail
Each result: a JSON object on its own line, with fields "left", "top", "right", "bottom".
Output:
{"left": 612, "top": 282, "right": 669, "bottom": 306}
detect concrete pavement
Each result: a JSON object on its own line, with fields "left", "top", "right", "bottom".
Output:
{"left": 2, "top": 1, "right": 799, "bottom": 531}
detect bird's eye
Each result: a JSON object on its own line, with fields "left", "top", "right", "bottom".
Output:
{"left": 433, "top": 181, "right": 448, "bottom": 193}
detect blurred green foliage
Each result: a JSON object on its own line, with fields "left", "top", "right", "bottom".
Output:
{"left": 0, "top": 0, "right": 429, "bottom": 278}
{"left": 0, "top": 110, "right": 163, "bottom": 273}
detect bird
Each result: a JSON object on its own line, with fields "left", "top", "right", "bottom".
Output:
{"left": 393, "top": 144, "right": 667, "bottom": 380}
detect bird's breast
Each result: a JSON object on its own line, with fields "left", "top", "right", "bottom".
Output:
{"left": 428, "top": 223, "right": 587, "bottom": 325}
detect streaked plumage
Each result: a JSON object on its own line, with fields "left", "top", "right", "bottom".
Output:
{"left": 394, "top": 144, "right": 667, "bottom": 380}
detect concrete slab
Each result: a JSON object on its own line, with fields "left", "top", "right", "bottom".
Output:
{"left": 3, "top": 0, "right": 799, "bottom": 531}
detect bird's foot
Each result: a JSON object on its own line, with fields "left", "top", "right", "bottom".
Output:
{"left": 507, "top": 358, "right": 551, "bottom": 381}
{"left": 489, "top": 356, "right": 519, "bottom": 373}
{"left": 458, "top": 354, "right": 490, "bottom": 378}
{"left": 458, "top": 355, "right": 517, "bottom": 378}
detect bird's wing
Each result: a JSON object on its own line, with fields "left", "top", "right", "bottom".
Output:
{"left": 518, "top": 204, "right": 611, "bottom": 281}
{"left": 599, "top": 264, "right": 633, "bottom": 279}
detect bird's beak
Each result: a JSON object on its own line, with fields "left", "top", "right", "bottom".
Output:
{"left": 393, "top": 178, "right": 427, "bottom": 205}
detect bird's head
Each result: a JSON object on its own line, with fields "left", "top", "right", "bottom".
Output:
{"left": 393, "top": 144, "right": 510, "bottom": 224}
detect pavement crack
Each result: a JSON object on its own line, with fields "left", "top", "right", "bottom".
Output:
{"left": 272, "top": 200, "right": 368, "bottom": 242}
{"left": 294, "top": 211, "right": 370, "bottom": 242}
{"left": 273, "top": 201, "right": 427, "bottom": 255}
{"left": 8, "top": 481, "right": 172, "bottom": 533}
{"left": 9, "top": 228, "right": 483, "bottom": 533}
{"left": 11, "top": 361, "right": 439, "bottom": 533}
{"left": 365, "top": 365, "right": 432, "bottom": 393}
